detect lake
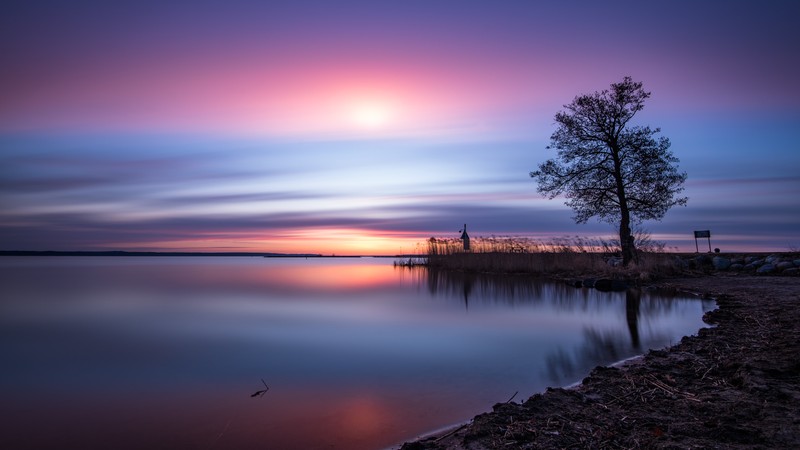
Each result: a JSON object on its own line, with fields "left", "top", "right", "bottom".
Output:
{"left": 0, "top": 257, "right": 713, "bottom": 449}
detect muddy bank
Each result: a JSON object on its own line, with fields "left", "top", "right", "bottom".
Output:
{"left": 402, "top": 275, "right": 800, "bottom": 449}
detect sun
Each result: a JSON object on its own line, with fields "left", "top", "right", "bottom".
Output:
{"left": 350, "top": 102, "right": 393, "bottom": 129}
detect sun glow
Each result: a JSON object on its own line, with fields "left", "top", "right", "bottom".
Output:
{"left": 349, "top": 101, "right": 394, "bottom": 129}
{"left": 102, "top": 227, "right": 427, "bottom": 256}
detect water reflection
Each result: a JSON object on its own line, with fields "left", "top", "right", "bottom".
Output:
{"left": 418, "top": 267, "right": 548, "bottom": 308}
{"left": 405, "top": 266, "right": 710, "bottom": 386}
{"left": 627, "top": 289, "right": 641, "bottom": 350}
{"left": 0, "top": 257, "right": 713, "bottom": 450}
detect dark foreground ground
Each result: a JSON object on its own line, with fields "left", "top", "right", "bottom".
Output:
{"left": 402, "top": 275, "right": 800, "bottom": 449}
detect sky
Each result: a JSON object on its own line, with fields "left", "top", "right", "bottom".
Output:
{"left": 1, "top": 0, "right": 798, "bottom": 254}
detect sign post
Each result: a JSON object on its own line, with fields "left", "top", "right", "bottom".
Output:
{"left": 693, "top": 230, "right": 711, "bottom": 253}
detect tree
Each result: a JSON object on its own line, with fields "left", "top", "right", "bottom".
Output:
{"left": 530, "top": 77, "right": 687, "bottom": 266}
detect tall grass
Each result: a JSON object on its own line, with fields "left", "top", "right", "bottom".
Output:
{"left": 426, "top": 235, "right": 616, "bottom": 255}
{"left": 424, "top": 235, "right": 683, "bottom": 278}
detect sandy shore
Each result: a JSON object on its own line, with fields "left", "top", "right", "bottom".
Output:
{"left": 401, "top": 275, "right": 800, "bottom": 449}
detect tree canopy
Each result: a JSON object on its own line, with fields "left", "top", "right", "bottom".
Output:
{"left": 531, "top": 77, "right": 687, "bottom": 266}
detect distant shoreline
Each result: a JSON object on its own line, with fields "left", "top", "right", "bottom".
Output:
{"left": 0, "top": 250, "right": 422, "bottom": 258}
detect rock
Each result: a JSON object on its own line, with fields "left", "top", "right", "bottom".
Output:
{"left": 594, "top": 279, "right": 628, "bottom": 291}
{"left": 757, "top": 264, "right": 775, "bottom": 274}
{"left": 784, "top": 268, "right": 799, "bottom": 276}
{"left": 794, "top": 259, "right": 800, "bottom": 267}
{"left": 750, "top": 259, "right": 765, "bottom": 267}
{"left": 730, "top": 264, "right": 744, "bottom": 271}
{"left": 695, "top": 254, "right": 712, "bottom": 266}
{"left": 744, "top": 256, "right": 759, "bottom": 265}
{"left": 777, "top": 261, "right": 794, "bottom": 271}
{"left": 712, "top": 256, "right": 732, "bottom": 271}
{"left": 731, "top": 257, "right": 745, "bottom": 265}
{"left": 765, "top": 254, "right": 781, "bottom": 264}
{"left": 743, "top": 264, "right": 758, "bottom": 272}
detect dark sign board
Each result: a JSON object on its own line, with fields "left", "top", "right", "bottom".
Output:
{"left": 694, "top": 230, "right": 711, "bottom": 238}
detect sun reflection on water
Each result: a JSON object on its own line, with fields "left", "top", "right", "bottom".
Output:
{"left": 0, "top": 257, "right": 713, "bottom": 449}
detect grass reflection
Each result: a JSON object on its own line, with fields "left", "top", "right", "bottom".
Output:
{"left": 398, "top": 265, "right": 713, "bottom": 386}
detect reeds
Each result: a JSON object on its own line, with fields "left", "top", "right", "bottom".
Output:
{"left": 426, "top": 235, "right": 615, "bottom": 255}
{"left": 423, "top": 235, "right": 684, "bottom": 278}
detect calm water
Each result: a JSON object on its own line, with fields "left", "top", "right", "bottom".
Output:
{"left": 0, "top": 257, "right": 713, "bottom": 449}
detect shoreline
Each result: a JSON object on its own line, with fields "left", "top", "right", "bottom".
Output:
{"left": 395, "top": 332, "right": 703, "bottom": 449}
{"left": 398, "top": 347, "right": 707, "bottom": 450}
{"left": 400, "top": 274, "right": 800, "bottom": 449}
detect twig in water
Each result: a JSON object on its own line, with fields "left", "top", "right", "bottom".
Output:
{"left": 250, "top": 378, "right": 270, "bottom": 398}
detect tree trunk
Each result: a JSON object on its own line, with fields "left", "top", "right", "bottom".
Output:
{"left": 619, "top": 208, "right": 636, "bottom": 267}
{"left": 611, "top": 144, "right": 637, "bottom": 267}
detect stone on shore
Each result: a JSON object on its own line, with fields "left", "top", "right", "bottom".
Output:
{"left": 757, "top": 264, "right": 776, "bottom": 274}
{"left": 674, "top": 253, "right": 799, "bottom": 275}
{"left": 712, "top": 256, "right": 732, "bottom": 271}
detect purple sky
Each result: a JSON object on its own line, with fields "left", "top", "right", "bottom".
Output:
{"left": 1, "top": 0, "right": 798, "bottom": 254}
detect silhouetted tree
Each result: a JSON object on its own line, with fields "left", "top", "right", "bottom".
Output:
{"left": 530, "top": 77, "right": 687, "bottom": 266}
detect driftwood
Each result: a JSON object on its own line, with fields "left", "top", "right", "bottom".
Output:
{"left": 250, "top": 378, "right": 270, "bottom": 398}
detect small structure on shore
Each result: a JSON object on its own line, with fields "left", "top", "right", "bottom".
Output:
{"left": 460, "top": 224, "right": 470, "bottom": 251}
{"left": 693, "top": 229, "right": 712, "bottom": 253}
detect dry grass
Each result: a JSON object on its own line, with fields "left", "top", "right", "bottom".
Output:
{"left": 423, "top": 235, "right": 684, "bottom": 279}
{"left": 426, "top": 235, "right": 612, "bottom": 255}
